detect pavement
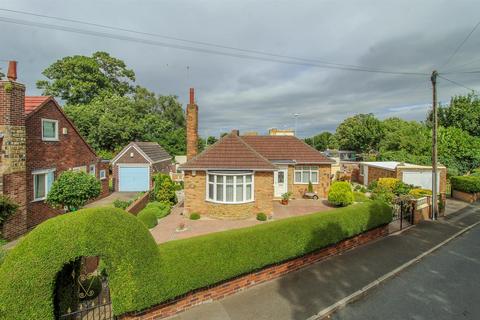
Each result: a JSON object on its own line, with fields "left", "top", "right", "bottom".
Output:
{"left": 83, "top": 191, "right": 138, "bottom": 208}
{"left": 330, "top": 216, "right": 480, "bottom": 320}
{"left": 168, "top": 200, "right": 480, "bottom": 320}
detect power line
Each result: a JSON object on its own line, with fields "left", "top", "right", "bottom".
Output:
{"left": 0, "top": 7, "right": 407, "bottom": 72}
{"left": 441, "top": 19, "right": 480, "bottom": 68}
{"left": 438, "top": 74, "right": 476, "bottom": 92}
{"left": 0, "top": 15, "right": 429, "bottom": 77}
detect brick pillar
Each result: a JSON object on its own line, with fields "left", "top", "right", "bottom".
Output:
{"left": 186, "top": 88, "right": 198, "bottom": 160}
{"left": 0, "top": 62, "right": 28, "bottom": 240}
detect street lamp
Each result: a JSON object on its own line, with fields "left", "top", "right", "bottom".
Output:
{"left": 293, "top": 113, "right": 300, "bottom": 136}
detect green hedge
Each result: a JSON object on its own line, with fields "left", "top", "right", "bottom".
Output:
{"left": 0, "top": 208, "right": 162, "bottom": 319}
{"left": 328, "top": 181, "right": 354, "bottom": 206}
{"left": 451, "top": 176, "right": 480, "bottom": 193}
{"left": 145, "top": 201, "right": 171, "bottom": 219}
{"left": 137, "top": 209, "right": 158, "bottom": 228}
{"left": 0, "top": 201, "right": 391, "bottom": 319}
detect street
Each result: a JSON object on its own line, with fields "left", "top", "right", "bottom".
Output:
{"left": 331, "top": 223, "right": 480, "bottom": 320}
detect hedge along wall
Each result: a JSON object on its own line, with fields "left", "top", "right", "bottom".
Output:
{"left": 0, "top": 208, "right": 162, "bottom": 319}
{"left": 0, "top": 201, "right": 392, "bottom": 319}
{"left": 451, "top": 176, "right": 480, "bottom": 193}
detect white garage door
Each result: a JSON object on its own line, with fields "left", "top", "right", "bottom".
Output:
{"left": 402, "top": 171, "right": 440, "bottom": 192}
{"left": 118, "top": 166, "right": 150, "bottom": 192}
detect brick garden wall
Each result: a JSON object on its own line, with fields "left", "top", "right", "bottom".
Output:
{"left": 126, "top": 192, "right": 151, "bottom": 215}
{"left": 120, "top": 225, "right": 388, "bottom": 320}
{"left": 452, "top": 190, "right": 479, "bottom": 203}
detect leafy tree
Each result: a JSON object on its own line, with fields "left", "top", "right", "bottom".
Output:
{"left": 37, "top": 51, "right": 135, "bottom": 105}
{"left": 304, "top": 132, "right": 335, "bottom": 151}
{"left": 438, "top": 126, "right": 480, "bottom": 175}
{"left": 433, "top": 93, "right": 480, "bottom": 137}
{"left": 335, "top": 114, "right": 384, "bottom": 153}
{"left": 379, "top": 118, "right": 430, "bottom": 155}
{"left": 206, "top": 136, "right": 218, "bottom": 146}
{"left": 46, "top": 171, "right": 101, "bottom": 212}
{"left": 152, "top": 174, "right": 177, "bottom": 205}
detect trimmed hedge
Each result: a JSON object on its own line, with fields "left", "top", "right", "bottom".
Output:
{"left": 0, "top": 201, "right": 391, "bottom": 318}
{"left": 328, "top": 181, "right": 354, "bottom": 206}
{"left": 0, "top": 208, "right": 161, "bottom": 319}
{"left": 145, "top": 201, "right": 171, "bottom": 219}
{"left": 409, "top": 188, "right": 432, "bottom": 198}
{"left": 137, "top": 209, "right": 158, "bottom": 229}
{"left": 451, "top": 176, "right": 480, "bottom": 193}
{"left": 353, "top": 191, "right": 370, "bottom": 202}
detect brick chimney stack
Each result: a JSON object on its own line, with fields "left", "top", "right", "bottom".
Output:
{"left": 186, "top": 88, "right": 198, "bottom": 160}
{"left": 0, "top": 60, "right": 28, "bottom": 239}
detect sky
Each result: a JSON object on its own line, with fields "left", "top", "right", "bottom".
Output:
{"left": 0, "top": 0, "right": 479, "bottom": 138}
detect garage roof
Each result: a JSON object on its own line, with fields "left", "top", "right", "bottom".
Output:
{"left": 111, "top": 142, "right": 171, "bottom": 165}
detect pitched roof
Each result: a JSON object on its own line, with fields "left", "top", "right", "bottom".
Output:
{"left": 24, "top": 96, "right": 51, "bottom": 114}
{"left": 133, "top": 142, "right": 171, "bottom": 163}
{"left": 241, "top": 135, "right": 335, "bottom": 164}
{"left": 180, "top": 132, "right": 277, "bottom": 171}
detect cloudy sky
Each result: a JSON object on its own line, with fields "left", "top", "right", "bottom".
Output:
{"left": 1, "top": 0, "right": 479, "bottom": 137}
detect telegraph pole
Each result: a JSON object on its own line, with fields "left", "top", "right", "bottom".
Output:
{"left": 431, "top": 70, "right": 438, "bottom": 220}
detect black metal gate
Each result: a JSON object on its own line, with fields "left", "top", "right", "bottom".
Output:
{"left": 55, "top": 257, "right": 118, "bottom": 320}
{"left": 390, "top": 198, "right": 414, "bottom": 233}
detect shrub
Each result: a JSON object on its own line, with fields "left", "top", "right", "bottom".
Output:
{"left": 0, "top": 195, "right": 18, "bottom": 231}
{"left": 377, "top": 178, "right": 400, "bottom": 192}
{"left": 367, "top": 180, "right": 378, "bottom": 191}
{"left": 409, "top": 188, "right": 432, "bottom": 198}
{"left": 152, "top": 173, "right": 177, "bottom": 205}
{"left": 451, "top": 176, "right": 480, "bottom": 193}
{"left": 281, "top": 192, "right": 292, "bottom": 201}
{"left": 145, "top": 201, "right": 171, "bottom": 219}
{"left": 370, "top": 185, "right": 395, "bottom": 204}
{"left": 0, "top": 208, "right": 161, "bottom": 318}
{"left": 256, "top": 212, "right": 267, "bottom": 221}
{"left": 190, "top": 213, "right": 201, "bottom": 220}
{"left": 307, "top": 181, "right": 314, "bottom": 193}
{"left": 353, "top": 192, "right": 370, "bottom": 202}
{"left": 328, "top": 181, "right": 354, "bottom": 207}
{"left": 472, "top": 168, "right": 480, "bottom": 177}
{"left": 393, "top": 181, "right": 414, "bottom": 195}
{"left": 137, "top": 208, "right": 158, "bottom": 229}
{"left": 113, "top": 199, "right": 132, "bottom": 210}
{"left": 46, "top": 171, "right": 101, "bottom": 212}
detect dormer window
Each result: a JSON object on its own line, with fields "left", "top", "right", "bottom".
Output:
{"left": 41, "top": 119, "right": 59, "bottom": 141}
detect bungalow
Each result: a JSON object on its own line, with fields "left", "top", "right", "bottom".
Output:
{"left": 179, "top": 88, "right": 334, "bottom": 219}
{"left": 0, "top": 61, "right": 109, "bottom": 240}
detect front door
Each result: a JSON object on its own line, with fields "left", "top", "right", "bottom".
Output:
{"left": 274, "top": 167, "right": 288, "bottom": 197}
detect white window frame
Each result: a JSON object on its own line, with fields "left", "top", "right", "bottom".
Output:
{"left": 99, "top": 169, "right": 107, "bottom": 180}
{"left": 41, "top": 118, "right": 59, "bottom": 141}
{"left": 32, "top": 168, "right": 56, "bottom": 201}
{"left": 294, "top": 166, "right": 319, "bottom": 184}
{"left": 89, "top": 164, "right": 96, "bottom": 176}
{"left": 72, "top": 166, "right": 87, "bottom": 172}
{"left": 206, "top": 172, "right": 254, "bottom": 204}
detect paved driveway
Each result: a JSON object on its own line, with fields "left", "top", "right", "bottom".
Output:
{"left": 83, "top": 192, "right": 138, "bottom": 208}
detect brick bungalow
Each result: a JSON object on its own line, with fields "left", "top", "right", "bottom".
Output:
{"left": 179, "top": 88, "right": 334, "bottom": 219}
{"left": 0, "top": 61, "right": 109, "bottom": 240}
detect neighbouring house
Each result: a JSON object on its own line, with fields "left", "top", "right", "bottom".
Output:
{"left": 179, "top": 88, "right": 334, "bottom": 219}
{"left": 111, "top": 141, "right": 172, "bottom": 192}
{"left": 0, "top": 61, "right": 109, "bottom": 240}
{"left": 357, "top": 161, "right": 447, "bottom": 194}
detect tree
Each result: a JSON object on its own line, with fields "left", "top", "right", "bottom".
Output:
{"left": 207, "top": 136, "right": 218, "bottom": 146}
{"left": 379, "top": 118, "right": 430, "bottom": 155}
{"left": 37, "top": 51, "right": 135, "bottom": 105}
{"left": 437, "top": 126, "right": 480, "bottom": 175}
{"left": 46, "top": 171, "right": 101, "bottom": 212}
{"left": 152, "top": 174, "right": 177, "bottom": 205}
{"left": 335, "top": 114, "right": 384, "bottom": 153}
{"left": 304, "top": 132, "right": 335, "bottom": 151}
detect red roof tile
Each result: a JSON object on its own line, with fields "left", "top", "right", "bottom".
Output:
{"left": 180, "top": 132, "right": 277, "bottom": 171}
{"left": 24, "top": 96, "right": 50, "bottom": 114}
{"left": 241, "top": 135, "right": 334, "bottom": 164}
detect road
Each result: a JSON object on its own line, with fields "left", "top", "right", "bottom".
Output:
{"left": 330, "top": 224, "right": 480, "bottom": 320}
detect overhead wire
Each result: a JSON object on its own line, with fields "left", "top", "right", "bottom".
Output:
{"left": 441, "top": 19, "right": 480, "bottom": 68}
{"left": 438, "top": 74, "right": 476, "bottom": 92}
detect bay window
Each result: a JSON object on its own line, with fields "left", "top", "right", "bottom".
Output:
{"left": 294, "top": 166, "right": 319, "bottom": 184}
{"left": 207, "top": 172, "right": 254, "bottom": 203}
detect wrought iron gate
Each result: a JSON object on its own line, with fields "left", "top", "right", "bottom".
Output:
{"left": 390, "top": 198, "right": 414, "bottom": 232}
{"left": 55, "top": 257, "right": 118, "bottom": 320}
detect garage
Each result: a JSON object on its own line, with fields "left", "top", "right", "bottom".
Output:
{"left": 118, "top": 166, "right": 150, "bottom": 192}
{"left": 402, "top": 171, "right": 440, "bottom": 192}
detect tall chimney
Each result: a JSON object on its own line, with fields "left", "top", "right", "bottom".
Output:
{"left": 7, "top": 61, "right": 17, "bottom": 81}
{"left": 186, "top": 88, "right": 198, "bottom": 160}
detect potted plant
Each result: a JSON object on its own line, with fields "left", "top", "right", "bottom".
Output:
{"left": 281, "top": 192, "right": 292, "bottom": 205}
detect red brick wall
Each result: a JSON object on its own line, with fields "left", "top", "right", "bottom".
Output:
{"left": 186, "top": 101, "right": 198, "bottom": 160}
{"left": 120, "top": 225, "right": 388, "bottom": 320}
{"left": 25, "top": 101, "right": 108, "bottom": 230}
{"left": 125, "top": 192, "right": 150, "bottom": 215}
{"left": 2, "top": 172, "right": 27, "bottom": 239}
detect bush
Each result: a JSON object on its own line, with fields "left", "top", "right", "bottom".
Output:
{"left": 46, "top": 171, "right": 101, "bottom": 211}
{"left": 256, "top": 212, "right": 267, "bottom": 221}
{"left": 0, "top": 202, "right": 391, "bottom": 318}
{"left": 367, "top": 180, "right": 378, "bottom": 191}
{"left": 370, "top": 185, "right": 395, "bottom": 204}
{"left": 0, "top": 208, "right": 161, "bottom": 318}
{"left": 137, "top": 208, "right": 158, "bottom": 228}
{"left": 472, "top": 168, "right": 480, "bottom": 177}
{"left": 0, "top": 195, "right": 18, "bottom": 232}
{"left": 409, "top": 188, "right": 432, "bottom": 198}
{"left": 152, "top": 174, "right": 177, "bottom": 205}
{"left": 190, "top": 213, "right": 201, "bottom": 220}
{"left": 328, "top": 181, "right": 354, "bottom": 207}
{"left": 354, "top": 192, "right": 370, "bottom": 202}
{"left": 145, "top": 201, "right": 171, "bottom": 219}
{"left": 113, "top": 199, "right": 132, "bottom": 210}
{"left": 377, "top": 178, "right": 400, "bottom": 191}
{"left": 451, "top": 176, "right": 480, "bottom": 193}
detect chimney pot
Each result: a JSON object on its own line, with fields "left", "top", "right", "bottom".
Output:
{"left": 231, "top": 129, "right": 239, "bottom": 136}
{"left": 189, "top": 88, "right": 195, "bottom": 105}
{"left": 7, "top": 61, "right": 17, "bottom": 81}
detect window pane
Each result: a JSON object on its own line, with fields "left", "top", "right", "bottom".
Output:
{"left": 35, "top": 174, "right": 46, "bottom": 199}
{"left": 278, "top": 171, "right": 284, "bottom": 183}
{"left": 246, "top": 184, "right": 252, "bottom": 200}
{"left": 226, "top": 176, "right": 234, "bottom": 184}
{"left": 46, "top": 172, "right": 55, "bottom": 193}
{"left": 311, "top": 171, "right": 318, "bottom": 183}
{"left": 245, "top": 175, "right": 252, "bottom": 183}
{"left": 216, "top": 183, "right": 223, "bottom": 201}
{"left": 226, "top": 184, "right": 234, "bottom": 202}
{"left": 295, "top": 171, "right": 301, "bottom": 182}
{"left": 43, "top": 121, "right": 56, "bottom": 138}
{"left": 208, "top": 183, "right": 214, "bottom": 200}
{"left": 236, "top": 183, "right": 243, "bottom": 202}
{"left": 217, "top": 176, "right": 224, "bottom": 183}
{"left": 302, "top": 171, "right": 309, "bottom": 183}
{"left": 209, "top": 174, "right": 215, "bottom": 182}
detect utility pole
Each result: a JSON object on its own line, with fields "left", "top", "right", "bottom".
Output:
{"left": 431, "top": 70, "right": 438, "bottom": 220}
